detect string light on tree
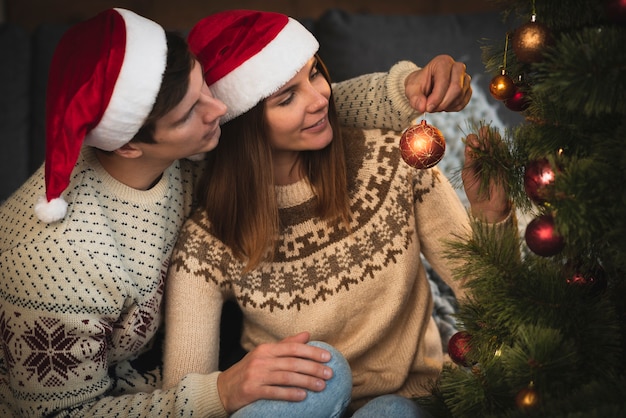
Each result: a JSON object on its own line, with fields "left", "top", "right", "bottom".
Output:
{"left": 399, "top": 119, "right": 446, "bottom": 169}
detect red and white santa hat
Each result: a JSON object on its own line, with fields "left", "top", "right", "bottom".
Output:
{"left": 188, "top": 10, "right": 319, "bottom": 123}
{"left": 34, "top": 8, "right": 167, "bottom": 223}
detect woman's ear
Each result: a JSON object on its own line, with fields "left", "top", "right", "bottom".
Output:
{"left": 113, "top": 142, "right": 143, "bottom": 159}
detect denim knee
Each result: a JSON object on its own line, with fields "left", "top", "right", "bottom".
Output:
{"left": 231, "top": 341, "right": 352, "bottom": 418}
{"left": 352, "top": 394, "right": 432, "bottom": 418}
{"left": 307, "top": 341, "right": 352, "bottom": 417}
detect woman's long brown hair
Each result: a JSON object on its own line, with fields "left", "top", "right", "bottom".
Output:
{"left": 196, "top": 55, "right": 351, "bottom": 272}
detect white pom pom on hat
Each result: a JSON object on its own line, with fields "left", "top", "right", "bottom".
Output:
{"left": 188, "top": 10, "right": 319, "bottom": 124}
{"left": 35, "top": 8, "right": 167, "bottom": 223}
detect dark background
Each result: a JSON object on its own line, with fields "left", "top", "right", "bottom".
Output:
{"left": 4, "top": 0, "right": 500, "bottom": 31}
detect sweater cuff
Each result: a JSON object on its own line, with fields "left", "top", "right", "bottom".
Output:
{"left": 180, "top": 372, "right": 228, "bottom": 418}
{"left": 385, "top": 60, "right": 421, "bottom": 127}
{"left": 469, "top": 205, "right": 515, "bottom": 227}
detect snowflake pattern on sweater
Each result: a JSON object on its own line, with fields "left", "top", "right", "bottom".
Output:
{"left": 0, "top": 148, "right": 198, "bottom": 417}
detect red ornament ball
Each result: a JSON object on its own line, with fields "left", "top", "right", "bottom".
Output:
{"left": 523, "top": 158, "right": 555, "bottom": 204}
{"left": 516, "top": 384, "right": 540, "bottom": 410}
{"left": 525, "top": 214, "right": 564, "bottom": 257}
{"left": 489, "top": 72, "right": 516, "bottom": 101}
{"left": 399, "top": 120, "right": 446, "bottom": 169}
{"left": 512, "top": 18, "right": 554, "bottom": 63}
{"left": 448, "top": 331, "right": 472, "bottom": 366}
{"left": 504, "top": 87, "right": 530, "bottom": 111}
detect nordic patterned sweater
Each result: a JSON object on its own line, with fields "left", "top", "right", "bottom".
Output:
{"left": 163, "top": 126, "right": 472, "bottom": 413}
{"left": 0, "top": 61, "right": 420, "bottom": 417}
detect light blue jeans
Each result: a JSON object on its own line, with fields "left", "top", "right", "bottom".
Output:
{"left": 231, "top": 341, "right": 352, "bottom": 418}
{"left": 352, "top": 394, "right": 433, "bottom": 418}
{"left": 231, "top": 341, "right": 432, "bottom": 418}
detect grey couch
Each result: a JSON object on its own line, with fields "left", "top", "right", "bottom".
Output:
{"left": 0, "top": 9, "right": 520, "bottom": 202}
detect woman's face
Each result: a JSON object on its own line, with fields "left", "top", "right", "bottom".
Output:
{"left": 148, "top": 60, "right": 227, "bottom": 162}
{"left": 264, "top": 58, "right": 333, "bottom": 156}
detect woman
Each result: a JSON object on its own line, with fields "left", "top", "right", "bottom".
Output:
{"left": 163, "top": 10, "right": 511, "bottom": 417}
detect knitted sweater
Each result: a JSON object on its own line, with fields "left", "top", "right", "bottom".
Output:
{"left": 0, "top": 62, "right": 420, "bottom": 417}
{"left": 163, "top": 126, "right": 471, "bottom": 413}
{"left": 0, "top": 148, "right": 207, "bottom": 417}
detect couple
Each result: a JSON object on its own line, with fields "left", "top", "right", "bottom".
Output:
{"left": 0, "top": 8, "right": 510, "bottom": 418}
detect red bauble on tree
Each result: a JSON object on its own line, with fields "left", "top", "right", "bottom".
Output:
{"left": 489, "top": 70, "right": 516, "bottom": 101}
{"left": 525, "top": 213, "right": 564, "bottom": 256}
{"left": 512, "top": 15, "right": 554, "bottom": 63}
{"left": 448, "top": 331, "right": 472, "bottom": 366}
{"left": 505, "top": 87, "right": 531, "bottom": 111}
{"left": 523, "top": 158, "right": 555, "bottom": 204}
{"left": 399, "top": 119, "right": 446, "bottom": 169}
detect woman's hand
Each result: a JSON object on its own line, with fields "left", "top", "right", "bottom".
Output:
{"left": 216, "top": 332, "right": 334, "bottom": 414}
{"left": 404, "top": 54, "right": 472, "bottom": 114}
{"left": 462, "top": 127, "right": 511, "bottom": 223}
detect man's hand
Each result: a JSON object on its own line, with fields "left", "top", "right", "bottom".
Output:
{"left": 216, "top": 332, "right": 333, "bottom": 414}
{"left": 405, "top": 54, "right": 472, "bottom": 114}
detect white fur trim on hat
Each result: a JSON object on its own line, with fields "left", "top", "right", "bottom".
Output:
{"left": 212, "top": 17, "right": 319, "bottom": 123}
{"left": 34, "top": 196, "right": 68, "bottom": 224}
{"left": 84, "top": 8, "right": 167, "bottom": 151}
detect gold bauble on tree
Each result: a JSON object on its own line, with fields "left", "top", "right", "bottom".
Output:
{"left": 516, "top": 382, "right": 541, "bottom": 410}
{"left": 489, "top": 69, "right": 516, "bottom": 101}
{"left": 512, "top": 14, "right": 554, "bottom": 63}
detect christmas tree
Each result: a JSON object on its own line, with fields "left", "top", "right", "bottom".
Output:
{"left": 423, "top": 0, "right": 626, "bottom": 416}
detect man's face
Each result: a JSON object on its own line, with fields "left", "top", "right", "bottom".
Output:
{"left": 147, "top": 61, "right": 227, "bottom": 162}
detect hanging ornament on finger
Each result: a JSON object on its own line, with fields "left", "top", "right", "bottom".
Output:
{"left": 399, "top": 118, "right": 446, "bottom": 169}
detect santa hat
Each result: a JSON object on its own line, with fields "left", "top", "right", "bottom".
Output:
{"left": 188, "top": 10, "right": 319, "bottom": 123}
{"left": 34, "top": 8, "right": 167, "bottom": 223}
